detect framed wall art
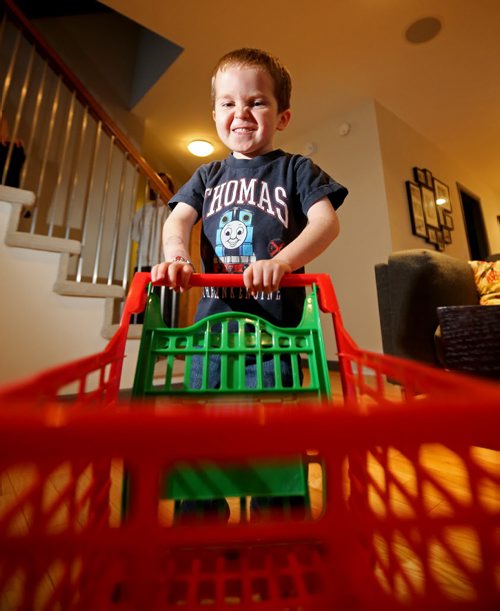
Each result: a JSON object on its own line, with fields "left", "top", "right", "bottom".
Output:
{"left": 423, "top": 168, "right": 433, "bottom": 188}
{"left": 443, "top": 212, "right": 454, "bottom": 230}
{"left": 420, "top": 184, "right": 440, "bottom": 229}
{"left": 405, "top": 167, "right": 455, "bottom": 251}
{"left": 406, "top": 181, "right": 427, "bottom": 238}
{"left": 413, "top": 167, "right": 426, "bottom": 185}
{"left": 434, "top": 178, "right": 452, "bottom": 213}
{"left": 437, "top": 206, "right": 445, "bottom": 227}
{"left": 435, "top": 229, "right": 445, "bottom": 252}
{"left": 426, "top": 226, "right": 438, "bottom": 245}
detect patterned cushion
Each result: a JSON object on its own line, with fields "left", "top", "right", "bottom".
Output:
{"left": 468, "top": 260, "right": 500, "bottom": 305}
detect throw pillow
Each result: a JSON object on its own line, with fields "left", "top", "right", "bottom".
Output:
{"left": 468, "top": 260, "right": 500, "bottom": 305}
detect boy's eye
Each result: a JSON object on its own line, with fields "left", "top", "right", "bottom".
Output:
{"left": 221, "top": 101, "right": 234, "bottom": 108}
{"left": 252, "top": 100, "right": 266, "bottom": 107}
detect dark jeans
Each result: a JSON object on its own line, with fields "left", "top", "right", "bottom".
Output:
{"left": 177, "top": 353, "right": 305, "bottom": 522}
{"left": 189, "top": 353, "right": 302, "bottom": 389}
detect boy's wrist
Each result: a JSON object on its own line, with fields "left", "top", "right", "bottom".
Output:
{"left": 170, "top": 255, "right": 195, "bottom": 270}
{"left": 273, "top": 258, "right": 293, "bottom": 273}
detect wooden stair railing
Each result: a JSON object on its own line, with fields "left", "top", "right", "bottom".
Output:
{"left": 0, "top": 0, "right": 173, "bottom": 306}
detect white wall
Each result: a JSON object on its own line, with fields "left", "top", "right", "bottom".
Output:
{"left": 282, "top": 99, "right": 393, "bottom": 357}
{"left": 0, "top": 201, "right": 140, "bottom": 388}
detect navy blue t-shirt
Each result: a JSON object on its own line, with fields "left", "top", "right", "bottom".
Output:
{"left": 170, "top": 149, "right": 348, "bottom": 327}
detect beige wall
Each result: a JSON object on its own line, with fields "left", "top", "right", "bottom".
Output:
{"left": 281, "top": 98, "right": 500, "bottom": 361}
{"left": 376, "top": 101, "right": 500, "bottom": 257}
{"left": 282, "top": 100, "right": 392, "bottom": 357}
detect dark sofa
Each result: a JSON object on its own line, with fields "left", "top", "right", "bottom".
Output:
{"left": 374, "top": 249, "right": 499, "bottom": 368}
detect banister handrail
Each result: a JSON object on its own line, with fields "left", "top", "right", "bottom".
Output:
{"left": 2, "top": 0, "right": 170, "bottom": 201}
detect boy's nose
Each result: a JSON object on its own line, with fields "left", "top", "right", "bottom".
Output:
{"left": 235, "top": 104, "right": 250, "bottom": 118}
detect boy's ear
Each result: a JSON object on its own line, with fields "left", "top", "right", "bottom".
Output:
{"left": 277, "top": 109, "right": 291, "bottom": 131}
{"left": 212, "top": 110, "right": 216, "bottom": 121}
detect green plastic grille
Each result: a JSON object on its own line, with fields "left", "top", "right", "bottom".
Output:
{"left": 132, "top": 286, "right": 331, "bottom": 398}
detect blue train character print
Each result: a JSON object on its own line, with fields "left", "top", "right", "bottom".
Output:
{"left": 214, "top": 208, "right": 256, "bottom": 273}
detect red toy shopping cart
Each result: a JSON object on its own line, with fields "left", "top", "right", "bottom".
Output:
{"left": 0, "top": 272, "right": 499, "bottom": 610}
{"left": 128, "top": 273, "right": 337, "bottom": 521}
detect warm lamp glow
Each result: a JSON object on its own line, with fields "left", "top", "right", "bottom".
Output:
{"left": 436, "top": 197, "right": 447, "bottom": 205}
{"left": 187, "top": 140, "right": 214, "bottom": 157}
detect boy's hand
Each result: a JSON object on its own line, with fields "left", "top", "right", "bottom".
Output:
{"left": 151, "top": 260, "right": 193, "bottom": 292}
{"left": 243, "top": 259, "right": 292, "bottom": 294}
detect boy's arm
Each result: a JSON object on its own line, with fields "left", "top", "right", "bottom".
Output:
{"left": 243, "top": 197, "right": 340, "bottom": 294}
{"left": 151, "top": 202, "right": 198, "bottom": 292}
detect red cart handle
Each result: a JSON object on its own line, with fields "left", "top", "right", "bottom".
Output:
{"left": 158, "top": 272, "right": 340, "bottom": 314}
{"left": 189, "top": 273, "right": 339, "bottom": 314}
{"left": 123, "top": 271, "right": 355, "bottom": 393}
{"left": 124, "top": 271, "right": 340, "bottom": 316}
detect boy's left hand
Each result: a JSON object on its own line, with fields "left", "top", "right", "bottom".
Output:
{"left": 243, "top": 259, "right": 292, "bottom": 294}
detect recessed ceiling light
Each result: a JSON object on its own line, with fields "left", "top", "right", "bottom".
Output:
{"left": 187, "top": 140, "right": 214, "bottom": 157}
{"left": 405, "top": 17, "right": 442, "bottom": 44}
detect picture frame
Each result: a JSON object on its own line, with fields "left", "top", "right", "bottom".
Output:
{"left": 423, "top": 168, "right": 433, "bottom": 188}
{"left": 405, "top": 168, "right": 455, "bottom": 251}
{"left": 420, "top": 184, "right": 440, "bottom": 229}
{"left": 406, "top": 181, "right": 427, "bottom": 238}
{"left": 433, "top": 178, "right": 452, "bottom": 213}
{"left": 437, "top": 206, "right": 446, "bottom": 227}
{"left": 413, "top": 167, "right": 427, "bottom": 185}
{"left": 443, "top": 212, "right": 454, "bottom": 230}
{"left": 426, "top": 226, "right": 438, "bottom": 244}
{"left": 435, "top": 229, "right": 445, "bottom": 252}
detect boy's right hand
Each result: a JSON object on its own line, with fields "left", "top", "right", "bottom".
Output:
{"left": 151, "top": 260, "right": 193, "bottom": 292}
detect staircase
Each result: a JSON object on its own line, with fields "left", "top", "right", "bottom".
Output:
{"left": 0, "top": 0, "right": 173, "bottom": 336}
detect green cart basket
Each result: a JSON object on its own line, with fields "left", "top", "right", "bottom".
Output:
{"left": 128, "top": 272, "right": 334, "bottom": 519}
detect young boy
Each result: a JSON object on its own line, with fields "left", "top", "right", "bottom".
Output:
{"left": 151, "top": 48, "right": 348, "bottom": 518}
{"left": 152, "top": 47, "right": 347, "bottom": 334}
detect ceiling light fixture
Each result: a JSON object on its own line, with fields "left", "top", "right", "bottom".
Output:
{"left": 187, "top": 140, "right": 214, "bottom": 157}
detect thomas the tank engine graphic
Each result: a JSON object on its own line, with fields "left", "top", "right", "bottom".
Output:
{"left": 214, "top": 208, "right": 256, "bottom": 273}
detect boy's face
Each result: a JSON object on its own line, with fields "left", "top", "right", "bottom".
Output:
{"left": 212, "top": 65, "right": 291, "bottom": 159}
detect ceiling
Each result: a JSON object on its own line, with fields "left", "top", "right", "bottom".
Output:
{"left": 100, "top": 0, "right": 500, "bottom": 196}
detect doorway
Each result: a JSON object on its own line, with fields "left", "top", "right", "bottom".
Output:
{"left": 457, "top": 184, "right": 490, "bottom": 260}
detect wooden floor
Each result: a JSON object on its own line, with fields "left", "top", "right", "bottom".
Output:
{"left": 1, "top": 372, "right": 499, "bottom": 608}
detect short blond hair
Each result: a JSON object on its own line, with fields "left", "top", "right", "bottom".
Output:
{"left": 211, "top": 48, "right": 292, "bottom": 112}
